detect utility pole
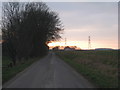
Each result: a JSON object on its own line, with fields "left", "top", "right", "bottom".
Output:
{"left": 88, "top": 36, "right": 91, "bottom": 49}
{"left": 65, "top": 38, "right": 67, "bottom": 46}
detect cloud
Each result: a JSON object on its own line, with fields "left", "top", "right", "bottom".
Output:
{"left": 0, "top": 2, "right": 118, "bottom": 49}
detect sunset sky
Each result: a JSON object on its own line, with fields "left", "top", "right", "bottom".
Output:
{"left": 46, "top": 2, "right": 118, "bottom": 49}
{"left": 0, "top": 0, "right": 119, "bottom": 49}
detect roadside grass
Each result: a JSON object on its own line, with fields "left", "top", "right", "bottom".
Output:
{"left": 55, "top": 50, "right": 118, "bottom": 88}
{"left": 2, "top": 56, "right": 43, "bottom": 84}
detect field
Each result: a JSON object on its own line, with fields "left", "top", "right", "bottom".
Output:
{"left": 55, "top": 50, "right": 118, "bottom": 88}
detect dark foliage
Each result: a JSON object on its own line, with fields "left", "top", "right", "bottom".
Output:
{"left": 2, "top": 2, "right": 63, "bottom": 65}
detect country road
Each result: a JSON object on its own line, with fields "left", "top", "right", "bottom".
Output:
{"left": 3, "top": 52, "right": 95, "bottom": 88}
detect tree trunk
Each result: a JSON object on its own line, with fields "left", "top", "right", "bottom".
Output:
{"left": 12, "top": 58, "right": 16, "bottom": 66}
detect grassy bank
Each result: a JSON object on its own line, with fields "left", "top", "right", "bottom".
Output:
{"left": 2, "top": 56, "right": 43, "bottom": 84}
{"left": 55, "top": 50, "right": 118, "bottom": 88}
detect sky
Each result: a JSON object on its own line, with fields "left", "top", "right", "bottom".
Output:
{"left": 46, "top": 2, "right": 118, "bottom": 49}
{"left": 0, "top": 0, "right": 119, "bottom": 49}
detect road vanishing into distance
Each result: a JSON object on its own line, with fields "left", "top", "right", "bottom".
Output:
{"left": 3, "top": 52, "right": 95, "bottom": 88}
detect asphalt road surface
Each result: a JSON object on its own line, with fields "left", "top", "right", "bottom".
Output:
{"left": 3, "top": 52, "right": 95, "bottom": 88}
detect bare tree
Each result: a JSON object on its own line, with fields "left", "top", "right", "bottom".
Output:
{"left": 2, "top": 2, "right": 63, "bottom": 65}
{"left": 2, "top": 2, "right": 21, "bottom": 65}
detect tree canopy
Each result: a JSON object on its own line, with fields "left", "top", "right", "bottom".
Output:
{"left": 2, "top": 2, "right": 63, "bottom": 65}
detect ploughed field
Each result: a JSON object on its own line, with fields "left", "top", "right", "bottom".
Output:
{"left": 55, "top": 50, "right": 118, "bottom": 88}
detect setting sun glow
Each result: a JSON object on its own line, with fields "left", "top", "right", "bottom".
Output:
{"left": 48, "top": 40, "right": 118, "bottom": 50}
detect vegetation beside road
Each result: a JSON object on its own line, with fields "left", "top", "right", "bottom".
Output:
{"left": 2, "top": 2, "right": 63, "bottom": 84}
{"left": 55, "top": 50, "right": 118, "bottom": 88}
{"left": 2, "top": 56, "right": 43, "bottom": 84}
{"left": 2, "top": 2, "right": 63, "bottom": 66}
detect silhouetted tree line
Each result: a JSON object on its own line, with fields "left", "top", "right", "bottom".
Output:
{"left": 2, "top": 2, "right": 63, "bottom": 65}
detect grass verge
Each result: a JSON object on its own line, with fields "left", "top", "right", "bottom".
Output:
{"left": 55, "top": 50, "right": 118, "bottom": 88}
{"left": 2, "top": 56, "right": 43, "bottom": 84}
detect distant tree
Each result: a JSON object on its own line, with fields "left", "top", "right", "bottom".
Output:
{"left": 52, "top": 46, "right": 60, "bottom": 51}
{"left": 2, "top": 2, "right": 63, "bottom": 65}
